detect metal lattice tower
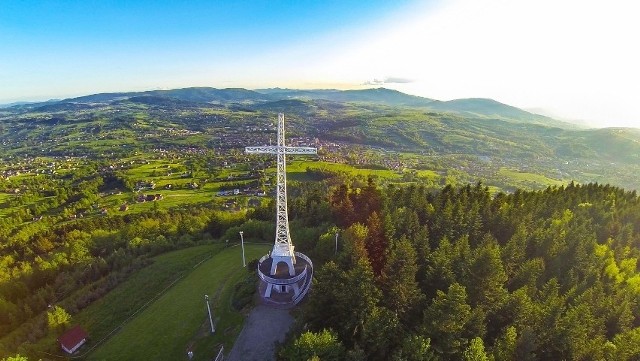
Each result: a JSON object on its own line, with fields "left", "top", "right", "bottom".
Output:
{"left": 246, "top": 113, "right": 316, "bottom": 276}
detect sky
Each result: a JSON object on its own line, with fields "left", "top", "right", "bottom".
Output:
{"left": 1, "top": 0, "right": 638, "bottom": 128}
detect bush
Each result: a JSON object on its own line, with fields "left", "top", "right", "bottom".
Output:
{"left": 231, "top": 276, "right": 257, "bottom": 311}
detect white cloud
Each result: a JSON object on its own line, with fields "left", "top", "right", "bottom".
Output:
{"left": 363, "top": 77, "right": 414, "bottom": 85}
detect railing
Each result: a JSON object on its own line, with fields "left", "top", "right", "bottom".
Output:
{"left": 257, "top": 252, "right": 314, "bottom": 306}
{"left": 292, "top": 252, "right": 313, "bottom": 305}
{"left": 258, "top": 266, "right": 308, "bottom": 285}
{"left": 214, "top": 346, "right": 224, "bottom": 361}
{"left": 257, "top": 254, "right": 308, "bottom": 285}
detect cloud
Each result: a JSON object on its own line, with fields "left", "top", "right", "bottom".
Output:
{"left": 362, "top": 76, "right": 414, "bottom": 85}
{"left": 362, "top": 78, "right": 384, "bottom": 85}
{"left": 384, "top": 77, "right": 413, "bottom": 84}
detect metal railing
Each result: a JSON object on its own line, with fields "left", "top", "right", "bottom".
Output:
{"left": 292, "top": 252, "right": 313, "bottom": 305}
{"left": 257, "top": 252, "right": 314, "bottom": 306}
{"left": 257, "top": 254, "right": 309, "bottom": 285}
{"left": 214, "top": 345, "right": 224, "bottom": 361}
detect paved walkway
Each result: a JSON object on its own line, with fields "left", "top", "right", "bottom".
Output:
{"left": 227, "top": 305, "right": 294, "bottom": 361}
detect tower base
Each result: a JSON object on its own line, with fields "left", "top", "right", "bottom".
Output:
{"left": 257, "top": 252, "right": 313, "bottom": 309}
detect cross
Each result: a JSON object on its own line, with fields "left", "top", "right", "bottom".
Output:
{"left": 245, "top": 113, "right": 317, "bottom": 275}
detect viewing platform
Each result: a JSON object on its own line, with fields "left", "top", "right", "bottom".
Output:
{"left": 257, "top": 252, "right": 313, "bottom": 308}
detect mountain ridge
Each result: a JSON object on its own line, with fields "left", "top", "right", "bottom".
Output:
{"left": 1, "top": 87, "right": 585, "bottom": 129}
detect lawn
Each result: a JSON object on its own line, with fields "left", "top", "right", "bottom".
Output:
{"left": 87, "top": 243, "right": 270, "bottom": 361}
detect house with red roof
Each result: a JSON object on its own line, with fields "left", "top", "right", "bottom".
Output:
{"left": 58, "top": 325, "right": 88, "bottom": 354}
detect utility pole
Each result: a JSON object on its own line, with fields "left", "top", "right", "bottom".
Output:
{"left": 239, "top": 231, "right": 246, "bottom": 267}
{"left": 204, "top": 294, "right": 214, "bottom": 333}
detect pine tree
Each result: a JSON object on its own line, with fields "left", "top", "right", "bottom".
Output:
{"left": 423, "top": 283, "right": 472, "bottom": 360}
{"left": 465, "top": 235, "right": 508, "bottom": 312}
{"left": 381, "top": 237, "right": 424, "bottom": 325}
{"left": 365, "top": 212, "right": 388, "bottom": 276}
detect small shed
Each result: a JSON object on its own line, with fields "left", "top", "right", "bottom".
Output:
{"left": 58, "top": 325, "right": 88, "bottom": 354}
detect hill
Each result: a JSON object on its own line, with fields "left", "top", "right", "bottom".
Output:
{"left": 60, "top": 88, "right": 271, "bottom": 105}
{"left": 4, "top": 87, "right": 575, "bottom": 129}
{"left": 426, "top": 98, "right": 580, "bottom": 128}
{"left": 1, "top": 86, "right": 639, "bottom": 190}
{"left": 257, "top": 87, "right": 435, "bottom": 107}
{"left": 2, "top": 86, "right": 640, "bottom": 360}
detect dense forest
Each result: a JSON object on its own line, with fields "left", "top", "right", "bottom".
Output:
{"left": 279, "top": 179, "right": 640, "bottom": 360}
{"left": 2, "top": 169, "right": 640, "bottom": 360}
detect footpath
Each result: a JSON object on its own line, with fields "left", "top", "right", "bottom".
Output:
{"left": 226, "top": 304, "right": 294, "bottom": 361}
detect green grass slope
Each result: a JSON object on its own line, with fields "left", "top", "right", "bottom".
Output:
{"left": 87, "top": 243, "right": 269, "bottom": 361}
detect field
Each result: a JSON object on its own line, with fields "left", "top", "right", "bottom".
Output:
{"left": 86, "top": 243, "right": 270, "bottom": 361}
{"left": 497, "top": 167, "right": 567, "bottom": 188}
{"left": 287, "top": 160, "right": 400, "bottom": 181}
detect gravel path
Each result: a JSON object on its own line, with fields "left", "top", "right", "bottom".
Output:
{"left": 226, "top": 305, "right": 294, "bottom": 361}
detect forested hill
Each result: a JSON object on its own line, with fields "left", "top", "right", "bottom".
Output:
{"left": 2, "top": 87, "right": 639, "bottom": 190}
{"left": 1, "top": 166, "right": 640, "bottom": 359}
{"left": 282, "top": 180, "right": 640, "bottom": 361}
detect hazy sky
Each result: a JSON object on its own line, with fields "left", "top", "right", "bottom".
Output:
{"left": 1, "top": 0, "right": 638, "bottom": 128}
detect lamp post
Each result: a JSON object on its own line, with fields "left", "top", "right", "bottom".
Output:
{"left": 239, "top": 231, "right": 246, "bottom": 267}
{"left": 335, "top": 232, "right": 339, "bottom": 255}
{"left": 204, "top": 294, "right": 215, "bottom": 333}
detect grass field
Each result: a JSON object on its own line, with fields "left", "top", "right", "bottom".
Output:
{"left": 498, "top": 167, "right": 567, "bottom": 188}
{"left": 287, "top": 160, "right": 400, "bottom": 181}
{"left": 87, "top": 243, "right": 270, "bottom": 361}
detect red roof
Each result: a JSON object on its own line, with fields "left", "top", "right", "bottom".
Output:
{"left": 58, "top": 325, "right": 88, "bottom": 352}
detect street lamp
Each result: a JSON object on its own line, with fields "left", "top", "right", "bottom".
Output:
{"left": 335, "top": 232, "right": 339, "bottom": 255}
{"left": 204, "top": 294, "right": 215, "bottom": 333}
{"left": 239, "top": 231, "right": 246, "bottom": 267}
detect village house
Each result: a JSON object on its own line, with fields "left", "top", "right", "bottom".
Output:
{"left": 58, "top": 325, "right": 88, "bottom": 354}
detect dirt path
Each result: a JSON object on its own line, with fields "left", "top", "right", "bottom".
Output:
{"left": 227, "top": 305, "right": 294, "bottom": 361}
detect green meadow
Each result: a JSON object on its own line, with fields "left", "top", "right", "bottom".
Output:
{"left": 287, "top": 160, "right": 400, "bottom": 180}
{"left": 87, "top": 243, "right": 270, "bottom": 361}
{"left": 497, "top": 167, "right": 567, "bottom": 188}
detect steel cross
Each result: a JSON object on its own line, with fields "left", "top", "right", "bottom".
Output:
{"left": 245, "top": 113, "right": 317, "bottom": 259}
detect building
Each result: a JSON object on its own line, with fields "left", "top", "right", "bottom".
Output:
{"left": 58, "top": 325, "right": 88, "bottom": 354}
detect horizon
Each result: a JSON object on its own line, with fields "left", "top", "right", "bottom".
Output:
{"left": 0, "top": 85, "right": 635, "bottom": 130}
{"left": 1, "top": 0, "right": 638, "bottom": 129}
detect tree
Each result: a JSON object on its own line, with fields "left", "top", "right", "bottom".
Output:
{"left": 391, "top": 335, "right": 438, "bottom": 361}
{"left": 423, "top": 283, "right": 472, "bottom": 360}
{"left": 492, "top": 326, "right": 517, "bottom": 361}
{"left": 1, "top": 355, "right": 29, "bottom": 361}
{"left": 610, "top": 327, "right": 640, "bottom": 361}
{"left": 463, "top": 337, "right": 489, "bottom": 361}
{"left": 380, "top": 237, "right": 424, "bottom": 325}
{"left": 340, "top": 223, "right": 369, "bottom": 268}
{"left": 339, "top": 258, "right": 382, "bottom": 342}
{"left": 304, "top": 259, "right": 381, "bottom": 345}
{"left": 365, "top": 212, "right": 388, "bottom": 276}
{"left": 422, "top": 236, "right": 456, "bottom": 298}
{"left": 361, "top": 306, "right": 402, "bottom": 360}
{"left": 465, "top": 235, "right": 508, "bottom": 312}
{"left": 47, "top": 305, "right": 71, "bottom": 332}
{"left": 304, "top": 262, "right": 347, "bottom": 332}
{"left": 280, "top": 329, "right": 346, "bottom": 361}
